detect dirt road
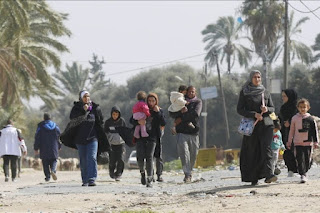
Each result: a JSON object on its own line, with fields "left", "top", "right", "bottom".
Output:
{"left": 1, "top": 166, "right": 320, "bottom": 212}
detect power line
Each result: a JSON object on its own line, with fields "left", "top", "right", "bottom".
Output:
{"left": 107, "top": 53, "right": 206, "bottom": 76}
{"left": 299, "top": 0, "right": 320, "bottom": 21}
{"left": 288, "top": 2, "right": 320, "bottom": 14}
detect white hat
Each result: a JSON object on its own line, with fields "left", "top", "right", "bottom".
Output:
{"left": 168, "top": 91, "right": 187, "bottom": 112}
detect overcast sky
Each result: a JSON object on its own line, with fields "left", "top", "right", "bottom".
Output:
{"left": 47, "top": 1, "right": 320, "bottom": 85}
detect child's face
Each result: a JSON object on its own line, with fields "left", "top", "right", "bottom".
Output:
{"left": 112, "top": 111, "right": 120, "bottom": 120}
{"left": 297, "top": 103, "right": 310, "bottom": 115}
{"left": 181, "top": 90, "right": 187, "bottom": 95}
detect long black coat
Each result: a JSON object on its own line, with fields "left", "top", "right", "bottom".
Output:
{"left": 237, "top": 90, "right": 274, "bottom": 182}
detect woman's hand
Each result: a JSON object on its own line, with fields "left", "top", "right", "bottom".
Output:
{"left": 181, "top": 106, "right": 188, "bottom": 113}
{"left": 284, "top": 121, "right": 290, "bottom": 128}
{"left": 83, "top": 104, "right": 89, "bottom": 111}
{"left": 260, "top": 106, "right": 268, "bottom": 113}
{"left": 255, "top": 112, "right": 263, "bottom": 121}
{"left": 153, "top": 105, "right": 160, "bottom": 112}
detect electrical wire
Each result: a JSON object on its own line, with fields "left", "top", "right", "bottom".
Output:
{"left": 299, "top": 0, "right": 320, "bottom": 21}
{"left": 288, "top": 2, "right": 320, "bottom": 14}
{"left": 107, "top": 53, "right": 206, "bottom": 76}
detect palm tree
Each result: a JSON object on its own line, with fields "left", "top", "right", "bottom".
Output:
{"left": 241, "top": 0, "right": 284, "bottom": 57}
{"left": 53, "top": 62, "right": 90, "bottom": 95}
{"left": 0, "top": 0, "right": 71, "bottom": 108}
{"left": 202, "top": 16, "right": 252, "bottom": 74}
{"left": 272, "top": 11, "right": 312, "bottom": 65}
{"left": 312, "top": 34, "right": 320, "bottom": 62}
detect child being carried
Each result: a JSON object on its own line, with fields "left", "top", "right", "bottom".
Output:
{"left": 168, "top": 85, "right": 195, "bottom": 135}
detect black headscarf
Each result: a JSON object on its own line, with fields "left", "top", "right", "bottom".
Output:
{"left": 242, "top": 70, "right": 265, "bottom": 96}
{"left": 280, "top": 89, "right": 298, "bottom": 121}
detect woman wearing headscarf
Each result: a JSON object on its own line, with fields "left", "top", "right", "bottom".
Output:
{"left": 279, "top": 89, "right": 298, "bottom": 177}
{"left": 237, "top": 70, "right": 276, "bottom": 185}
{"left": 130, "top": 92, "right": 166, "bottom": 188}
{"left": 69, "top": 90, "right": 109, "bottom": 186}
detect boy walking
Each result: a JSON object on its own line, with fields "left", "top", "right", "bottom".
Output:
{"left": 104, "top": 106, "right": 126, "bottom": 181}
{"left": 34, "top": 113, "right": 61, "bottom": 182}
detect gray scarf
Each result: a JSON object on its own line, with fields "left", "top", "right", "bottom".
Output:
{"left": 242, "top": 70, "right": 265, "bottom": 96}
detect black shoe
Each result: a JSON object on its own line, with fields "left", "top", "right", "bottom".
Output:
{"left": 157, "top": 175, "right": 164, "bottom": 182}
{"left": 5, "top": 177, "right": 9, "bottom": 182}
{"left": 141, "top": 173, "right": 146, "bottom": 185}
{"left": 265, "top": 175, "right": 277, "bottom": 183}
{"left": 82, "top": 183, "right": 88, "bottom": 186}
{"left": 45, "top": 178, "right": 50, "bottom": 182}
{"left": 88, "top": 182, "right": 96, "bottom": 187}
{"left": 251, "top": 180, "right": 258, "bottom": 186}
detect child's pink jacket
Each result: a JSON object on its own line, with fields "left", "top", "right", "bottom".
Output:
{"left": 287, "top": 113, "right": 319, "bottom": 147}
{"left": 132, "top": 101, "right": 151, "bottom": 117}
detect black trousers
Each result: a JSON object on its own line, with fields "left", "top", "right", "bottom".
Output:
{"left": 3, "top": 155, "right": 18, "bottom": 179}
{"left": 154, "top": 138, "right": 163, "bottom": 176}
{"left": 282, "top": 127, "right": 298, "bottom": 172}
{"left": 295, "top": 146, "right": 312, "bottom": 176}
{"left": 109, "top": 144, "right": 125, "bottom": 178}
{"left": 136, "top": 137, "right": 156, "bottom": 177}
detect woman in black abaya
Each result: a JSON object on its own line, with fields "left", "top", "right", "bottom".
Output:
{"left": 279, "top": 89, "right": 298, "bottom": 176}
{"left": 237, "top": 70, "right": 277, "bottom": 185}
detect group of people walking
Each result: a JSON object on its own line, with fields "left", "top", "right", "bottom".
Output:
{"left": 237, "top": 70, "right": 319, "bottom": 185}
{"left": 1, "top": 69, "right": 318, "bottom": 188}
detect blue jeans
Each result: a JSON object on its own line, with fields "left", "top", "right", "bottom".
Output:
{"left": 76, "top": 141, "right": 98, "bottom": 184}
{"left": 42, "top": 159, "right": 57, "bottom": 180}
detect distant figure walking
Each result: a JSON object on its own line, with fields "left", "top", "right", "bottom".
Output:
{"left": 34, "top": 113, "right": 61, "bottom": 182}
{"left": 0, "top": 119, "right": 27, "bottom": 182}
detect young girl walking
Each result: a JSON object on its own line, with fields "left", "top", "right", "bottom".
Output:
{"left": 287, "top": 98, "right": 319, "bottom": 183}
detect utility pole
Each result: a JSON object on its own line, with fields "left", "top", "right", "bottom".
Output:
{"left": 284, "top": 0, "right": 289, "bottom": 89}
{"left": 262, "top": 45, "right": 270, "bottom": 91}
{"left": 214, "top": 53, "right": 230, "bottom": 147}
{"left": 202, "top": 64, "right": 208, "bottom": 148}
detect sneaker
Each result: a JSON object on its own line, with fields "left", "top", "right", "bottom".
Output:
{"left": 88, "top": 182, "right": 96, "bottom": 187}
{"left": 82, "top": 183, "right": 88, "bottom": 187}
{"left": 51, "top": 171, "right": 57, "bottom": 181}
{"left": 115, "top": 176, "right": 121, "bottom": 181}
{"left": 157, "top": 175, "right": 164, "bottom": 182}
{"left": 146, "top": 177, "right": 153, "bottom": 188}
{"left": 274, "top": 168, "right": 281, "bottom": 175}
{"left": 12, "top": 178, "right": 17, "bottom": 182}
{"left": 288, "top": 171, "right": 294, "bottom": 177}
{"left": 5, "top": 177, "right": 9, "bottom": 182}
{"left": 300, "top": 175, "right": 307, "bottom": 183}
{"left": 141, "top": 172, "right": 146, "bottom": 185}
{"left": 265, "top": 175, "right": 278, "bottom": 183}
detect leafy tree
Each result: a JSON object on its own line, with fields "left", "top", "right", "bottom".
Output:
{"left": 202, "top": 16, "right": 252, "bottom": 73}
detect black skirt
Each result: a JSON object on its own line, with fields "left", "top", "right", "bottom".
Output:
{"left": 240, "top": 122, "right": 274, "bottom": 182}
